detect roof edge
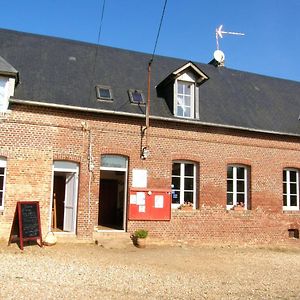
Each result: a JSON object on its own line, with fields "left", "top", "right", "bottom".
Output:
{"left": 10, "top": 98, "right": 300, "bottom": 138}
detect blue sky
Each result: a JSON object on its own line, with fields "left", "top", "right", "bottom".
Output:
{"left": 1, "top": 0, "right": 299, "bottom": 82}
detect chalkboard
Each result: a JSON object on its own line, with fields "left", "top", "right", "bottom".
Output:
{"left": 9, "top": 201, "right": 42, "bottom": 250}
{"left": 20, "top": 203, "right": 40, "bottom": 238}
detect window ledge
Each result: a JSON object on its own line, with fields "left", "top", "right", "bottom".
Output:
{"left": 283, "top": 210, "right": 300, "bottom": 214}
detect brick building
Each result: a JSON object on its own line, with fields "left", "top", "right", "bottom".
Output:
{"left": 0, "top": 29, "right": 299, "bottom": 244}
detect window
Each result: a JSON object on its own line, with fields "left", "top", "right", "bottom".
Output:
{"left": 0, "top": 77, "right": 9, "bottom": 112}
{"left": 96, "top": 85, "right": 113, "bottom": 101}
{"left": 175, "top": 80, "right": 194, "bottom": 118}
{"left": 172, "top": 161, "right": 196, "bottom": 208}
{"left": 283, "top": 169, "right": 299, "bottom": 210}
{"left": 0, "top": 158, "right": 7, "bottom": 210}
{"left": 128, "top": 89, "right": 145, "bottom": 104}
{"left": 227, "top": 165, "right": 249, "bottom": 210}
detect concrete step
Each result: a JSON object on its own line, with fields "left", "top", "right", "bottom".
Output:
{"left": 93, "top": 231, "right": 134, "bottom": 249}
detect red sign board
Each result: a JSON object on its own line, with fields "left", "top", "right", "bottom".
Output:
{"left": 128, "top": 188, "right": 171, "bottom": 221}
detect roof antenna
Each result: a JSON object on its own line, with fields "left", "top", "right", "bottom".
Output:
{"left": 213, "top": 25, "right": 245, "bottom": 66}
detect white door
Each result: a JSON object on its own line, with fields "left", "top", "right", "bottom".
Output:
{"left": 63, "top": 172, "right": 77, "bottom": 232}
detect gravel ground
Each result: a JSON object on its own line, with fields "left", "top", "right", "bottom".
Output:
{"left": 0, "top": 240, "right": 300, "bottom": 299}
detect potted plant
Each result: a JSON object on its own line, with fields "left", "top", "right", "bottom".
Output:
{"left": 133, "top": 229, "right": 148, "bottom": 248}
{"left": 179, "top": 202, "right": 193, "bottom": 211}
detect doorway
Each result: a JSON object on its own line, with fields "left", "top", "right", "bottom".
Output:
{"left": 98, "top": 155, "right": 128, "bottom": 231}
{"left": 51, "top": 161, "right": 79, "bottom": 233}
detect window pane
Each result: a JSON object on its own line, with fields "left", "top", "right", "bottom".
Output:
{"left": 172, "top": 177, "right": 180, "bottom": 189}
{"left": 283, "top": 170, "right": 286, "bottom": 182}
{"left": 172, "top": 163, "right": 180, "bottom": 176}
{"left": 227, "top": 167, "right": 233, "bottom": 179}
{"left": 184, "top": 192, "right": 193, "bottom": 203}
{"left": 185, "top": 84, "right": 191, "bottom": 95}
{"left": 131, "top": 91, "right": 143, "bottom": 103}
{"left": 184, "top": 95, "right": 191, "bottom": 106}
{"left": 99, "top": 88, "right": 111, "bottom": 99}
{"left": 237, "top": 193, "right": 245, "bottom": 203}
{"left": 184, "top": 107, "right": 191, "bottom": 117}
{"left": 101, "top": 155, "right": 127, "bottom": 168}
{"left": 237, "top": 181, "right": 245, "bottom": 193}
{"left": 237, "top": 167, "right": 245, "bottom": 179}
{"left": 283, "top": 194, "right": 287, "bottom": 206}
{"left": 290, "top": 196, "right": 297, "bottom": 206}
{"left": 184, "top": 178, "right": 194, "bottom": 190}
{"left": 290, "top": 183, "right": 297, "bottom": 195}
{"left": 283, "top": 183, "right": 287, "bottom": 194}
{"left": 0, "top": 176, "right": 3, "bottom": 190}
{"left": 0, "top": 167, "right": 4, "bottom": 175}
{"left": 185, "top": 164, "right": 194, "bottom": 176}
{"left": 172, "top": 191, "right": 180, "bottom": 204}
{"left": 177, "top": 95, "right": 184, "bottom": 106}
{"left": 227, "top": 180, "right": 233, "bottom": 192}
{"left": 177, "top": 106, "right": 183, "bottom": 117}
{"left": 290, "top": 171, "right": 297, "bottom": 182}
{"left": 177, "top": 82, "right": 184, "bottom": 94}
{"left": 0, "top": 191, "right": 2, "bottom": 206}
{"left": 227, "top": 193, "right": 233, "bottom": 205}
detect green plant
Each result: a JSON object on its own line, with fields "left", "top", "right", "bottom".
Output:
{"left": 134, "top": 229, "right": 148, "bottom": 239}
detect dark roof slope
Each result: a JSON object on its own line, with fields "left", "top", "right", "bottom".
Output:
{"left": 0, "top": 28, "right": 299, "bottom": 136}
{"left": 0, "top": 55, "right": 18, "bottom": 81}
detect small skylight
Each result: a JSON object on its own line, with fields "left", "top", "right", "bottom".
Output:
{"left": 128, "top": 89, "right": 145, "bottom": 104}
{"left": 96, "top": 85, "right": 113, "bottom": 101}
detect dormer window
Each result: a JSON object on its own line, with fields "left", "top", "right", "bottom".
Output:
{"left": 175, "top": 80, "right": 194, "bottom": 118}
{"left": 0, "top": 56, "right": 19, "bottom": 112}
{"left": 156, "top": 61, "right": 208, "bottom": 120}
{"left": 0, "top": 76, "right": 11, "bottom": 112}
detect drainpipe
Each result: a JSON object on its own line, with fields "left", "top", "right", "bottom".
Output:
{"left": 82, "top": 122, "right": 94, "bottom": 224}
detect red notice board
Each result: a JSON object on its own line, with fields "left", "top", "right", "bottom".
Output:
{"left": 128, "top": 188, "right": 171, "bottom": 221}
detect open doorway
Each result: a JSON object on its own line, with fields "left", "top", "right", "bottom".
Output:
{"left": 51, "top": 161, "right": 79, "bottom": 233}
{"left": 98, "top": 155, "right": 128, "bottom": 231}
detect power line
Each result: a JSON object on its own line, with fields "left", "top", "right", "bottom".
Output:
{"left": 150, "top": 0, "right": 168, "bottom": 64}
{"left": 89, "top": 0, "right": 106, "bottom": 101}
{"left": 96, "top": 0, "right": 106, "bottom": 45}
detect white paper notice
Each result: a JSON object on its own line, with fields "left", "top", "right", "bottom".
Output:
{"left": 136, "top": 192, "right": 146, "bottom": 205}
{"left": 138, "top": 205, "right": 146, "bottom": 213}
{"left": 132, "top": 169, "right": 147, "bottom": 188}
{"left": 130, "top": 194, "right": 137, "bottom": 204}
{"left": 154, "top": 195, "right": 164, "bottom": 208}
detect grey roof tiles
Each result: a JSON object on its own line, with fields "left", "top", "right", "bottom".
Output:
{"left": 0, "top": 28, "right": 299, "bottom": 136}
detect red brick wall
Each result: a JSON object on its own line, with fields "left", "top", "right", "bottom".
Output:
{"left": 0, "top": 103, "right": 299, "bottom": 244}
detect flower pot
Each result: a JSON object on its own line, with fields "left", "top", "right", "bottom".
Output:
{"left": 136, "top": 237, "right": 147, "bottom": 248}
{"left": 180, "top": 205, "right": 193, "bottom": 211}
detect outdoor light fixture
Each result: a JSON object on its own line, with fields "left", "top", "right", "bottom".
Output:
{"left": 141, "top": 147, "right": 150, "bottom": 160}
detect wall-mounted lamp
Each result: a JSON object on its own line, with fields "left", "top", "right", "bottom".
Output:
{"left": 141, "top": 147, "right": 150, "bottom": 160}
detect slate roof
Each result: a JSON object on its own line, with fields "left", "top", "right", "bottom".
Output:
{"left": 0, "top": 55, "right": 18, "bottom": 80}
{"left": 0, "top": 28, "right": 299, "bottom": 136}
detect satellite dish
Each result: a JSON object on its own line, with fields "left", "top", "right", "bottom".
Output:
{"left": 214, "top": 50, "right": 225, "bottom": 63}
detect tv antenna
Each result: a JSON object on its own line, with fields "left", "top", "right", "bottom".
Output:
{"left": 215, "top": 24, "right": 245, "bottom": 50}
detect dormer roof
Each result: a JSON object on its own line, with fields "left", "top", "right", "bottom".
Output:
{"left": 0, "top": 56, "right": 19, "bottom": 84}
{"left": 157, "top": 61, "right": 208, "bottom": 89}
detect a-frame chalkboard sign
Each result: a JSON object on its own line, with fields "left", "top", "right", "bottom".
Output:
{"left": 8, "top": 201, "right": 43, "bottom": 250}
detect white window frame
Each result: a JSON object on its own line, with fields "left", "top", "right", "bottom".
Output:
{"left": 0, "top": 76, "right": 15, "bottom": 112}
{"left": 0, "top": 158, "right": 7, "bottom": 210}
{"left": 227, "top": 165, "right": 249, "bottom": 210}
{"left": 171, "top": 161, "right": 196, "bottom": 209}
{"left": 283, "top": 168, "right": 299, "bottom": 211}
{"left": 174, "top": 78, "right": 195, "bottom": 119}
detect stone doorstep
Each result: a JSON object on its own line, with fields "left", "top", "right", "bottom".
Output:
{"left": 93, "top": 231, "right": 134, "bottom": 249}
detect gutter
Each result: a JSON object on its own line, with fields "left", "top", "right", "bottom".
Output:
{"left": 10, "top": 98, "right": 300, "bottom": 138}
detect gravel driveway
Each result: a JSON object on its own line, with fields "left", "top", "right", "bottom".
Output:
{"left": 1, "top": 240, "right": 300, "bottom": 299}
